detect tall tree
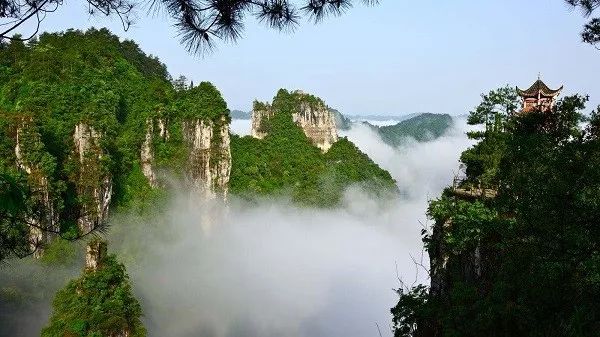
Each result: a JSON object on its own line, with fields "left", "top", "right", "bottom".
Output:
{"left": 0, "top": 0, "right": 378, "bottom": 53}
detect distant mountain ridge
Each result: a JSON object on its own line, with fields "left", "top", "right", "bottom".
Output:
{"left": 376, "top": 113, "right": 454, "bottom": 145}
{"left": 332, "top": 111, "right": 454, "bottom": 146}
{"left": 235, "top": 108, "right": 454, "bottom": 146}
{"left": 348, "top": 113, "right": 422, "bottom": 122}
{"left": 230, "top": 110, "right": 251, "bottom": 119}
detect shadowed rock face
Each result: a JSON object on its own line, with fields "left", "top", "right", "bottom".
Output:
{"left": 250, "top": 90, "right": 338, "bottom": 152}
{"left": 85, "top": 239, "right": 107, "bottom": 272}
{"left": 14, "top": 118, "right": 58, "bottom": 257}
{"left": 73, "top": 122, "right": 112, "bottom": 234}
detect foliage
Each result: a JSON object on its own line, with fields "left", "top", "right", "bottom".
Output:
{"left": 39, "top": 237, "right": 78, "bottom": 266}
{"left": 460, "top": 86, "right": 519, "bottom": 185}
{"left": 175, "top": 81, "right": 230, "bottom": 121}
{"left": 41, "top": 252, "right": 146, "bottom": 337}
{"left": 0, "top": 28, "right": 231, "bottom": 261}
{"left": 230, "top": 89, "right": 397, "bottom": 206}
{"left": 0, "top": 0, "right": 378, "bottom": 54}
{"left": 0, "top": 166, "right": 30, "bottom": 260}
{"left": 392, "top": 89, "right": 600, "bottom": 337}
{"left": 566, "top": 1, "right": 600, "bottom": 47}
{"left": 391, "top": 285, "right": 431, "bottom": 337}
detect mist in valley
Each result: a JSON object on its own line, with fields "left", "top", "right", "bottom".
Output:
{"left": 1, "top": 117, "right": 473, "bottom": 337}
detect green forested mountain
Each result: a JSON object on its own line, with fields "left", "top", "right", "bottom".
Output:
{"left": 0, "top": 28, "right": 399, "bottom": 336}
{"left": 377, "top": 113, "right": 453, "bottom": 145}
{"left": 0, "top": 29, "right": 236, "bottom": 259}
{"left": 0, "top": 28, "right": 398, "bottom": 260}
{"left": 391, "top": 87, "right": 600, "bottom": 337}
{"left": 332, "top": 110, "right": 454, "bottom": 146}
{"left": 0, "top": 28, "right": 175, "bottom": 260}
{"left": 231, "top": 89, "right": 398, "bottom": 206}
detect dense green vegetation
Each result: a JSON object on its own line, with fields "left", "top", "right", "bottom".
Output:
{"left": 42, "top": 240, "right": 145, "bottom": 337}
{"left": 0, "top": 28, "right": 232, "bottom": 261}
{"left": 230, "top": 89, "right": 398, "bottom": 206}
{"left": 392, "top": 87, "right": 600, "bottom": 337}
{"left": 0, "top": 27, "right": 399, "bottom": 336}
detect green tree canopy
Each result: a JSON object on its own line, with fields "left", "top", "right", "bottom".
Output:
{"left": 392, "top": 88, "right": 600, "bottom": 337}
{"left": 42, "top": 240, "right": 146, "bottom": 337}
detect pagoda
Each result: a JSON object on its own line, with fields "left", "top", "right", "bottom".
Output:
{"left": 516, "top": 77, "right": 563, "bottom": 113}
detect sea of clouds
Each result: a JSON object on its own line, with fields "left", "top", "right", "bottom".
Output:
{"left": 0, "top": 117, "right": 474, "bottom": 337}
{"left": 110, "top": 117, "right": 474, "bottom": 337}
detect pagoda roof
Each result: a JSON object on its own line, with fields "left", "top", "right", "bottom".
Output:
{"left": 516, "top": 79, "right": 563, "bottom": 98}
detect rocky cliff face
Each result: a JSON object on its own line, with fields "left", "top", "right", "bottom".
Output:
{"left": 140, "top": 115, "right": 231, "bottom": 200}
{"left": 85, "top": 239, "right": 107, "bottom": 272}
{"left": 250, "top": 104, "right": 273, "bottom": 139}
{"left": 141, "top": 117, "right": 170, "bottom": 188}
{"left": 429, "top": 218, "right": 485, "bottom": 298}
{"left": 73, "top": 122, "right": 112, "bottom": 234}
{"left": 250, "top": 90, "right": 338, "bottom": 152}
{"left": 292, "top": 97, "right": 338, "bottom": 151}
{"left": 181, "top": 116, "right": 231, "bottom": 199}
{"left": 14, "top": 119, "right": 58, "bottom": 256}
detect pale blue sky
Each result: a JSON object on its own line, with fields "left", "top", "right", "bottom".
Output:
{"left": 11, "top": 0, "right": 600, "bottom": 115}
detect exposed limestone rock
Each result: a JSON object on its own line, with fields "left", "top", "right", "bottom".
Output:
{"left": 158, "top": 117, "right": 170, "bottom": 140}
{"left": 85, "top": 239, "right": 107, "bottom": 272}
{"left": 292, "top": 97, "right": 338, "bottom": 152}
{"left": 141, "top": 117, "right": 170, "bottom": 188}
{"left": 141, "top": 118, "right": 157, "bottom": 187}
{"left": 182, "top": 116, "right": 231, "bottom": 199}
{"left": 73, "top": 122, "right": 112, "bottom": 234}
{"left": 250, "top": 90, "right": 338, "bottom": 151}
{"left": 14, "top": 118, "right": 58, "bottom": 257}
{"left": 250, "top": 104, "right": 273, "bottom": 139}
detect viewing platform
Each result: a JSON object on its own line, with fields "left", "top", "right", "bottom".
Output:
{"left": 451, "top": 177, "right": 497, "bottom": 200}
